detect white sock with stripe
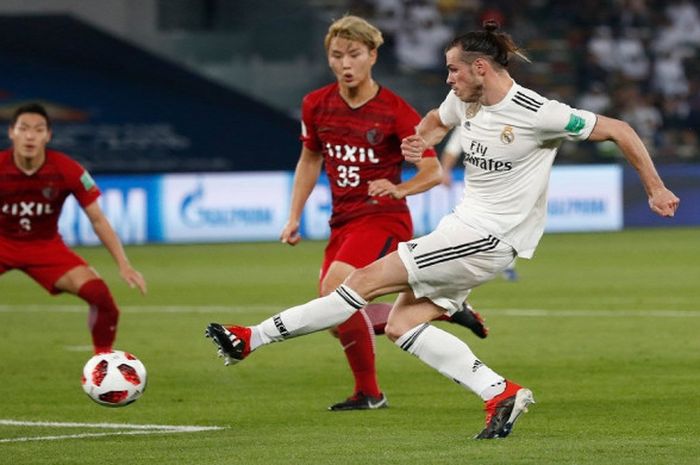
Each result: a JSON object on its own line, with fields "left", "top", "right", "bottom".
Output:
{"left": 252, "top": 284, "right": 366, "bottom": 349}
{"left": 395, "top": 323, "right": 504, "bottom": 399}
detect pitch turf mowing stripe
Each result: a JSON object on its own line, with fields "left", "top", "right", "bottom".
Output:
{"left": 495, "top": 309, "right": 700, "bottom": 318}
{"left": 0, "top": 419, "right": 225, "bottom": 444}
{"left": 1, "top": 305, "right": 699, "bottom": 317}
{"left": 0, "top": 304, "right": 281, "bottom": 313}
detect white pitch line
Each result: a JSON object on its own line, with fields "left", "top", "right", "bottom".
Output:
{"left": 63, "top": 345, "right": 94, "bottom": 352}
{"left": 0, "top": 305, "right": 698, "bottom": 317}
{"left": 0, "top": 419, "right": 225, "bottom": 444}
{"left": 1, "top": 430, "right": 184, "bottom": 444}
{"left": 0, "top": 419, "right": 224, "bottom": 430}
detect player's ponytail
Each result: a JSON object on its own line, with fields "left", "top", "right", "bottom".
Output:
{"left": 448, "top": 21, "right": 529, "bottom": 68}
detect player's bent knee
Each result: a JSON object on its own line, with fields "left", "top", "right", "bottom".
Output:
{"left": 319, "top": 282, "right": 336, "bottom": 297}
{"left": 55, "top": 265, "right": 100, "bottom": 295}
{"left": 383, "top": 321, "right": 403, "bottom": 342}
{"left": 343, "top": 268, "right": 374, "bottom": 298}
{"left": 342, "top": 269, "right": 362, "bottom": 288}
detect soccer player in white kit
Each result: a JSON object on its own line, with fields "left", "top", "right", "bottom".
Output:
{"left": 206, "top": 21, "right": 679, "bottom": 439}
{"left": 440, "top": 128, "right": 519, "bottom": 281}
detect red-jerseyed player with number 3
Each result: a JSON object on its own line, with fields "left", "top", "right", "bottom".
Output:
{"left": 0, "top": 103, "right": 146, "bottom": 354}
{"left": 274, "top": 15, "right": 489, "bottom": 411}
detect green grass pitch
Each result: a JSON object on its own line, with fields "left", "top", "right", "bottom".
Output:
{"left": 0, "top": 227, "right": 698, "bottom": 464}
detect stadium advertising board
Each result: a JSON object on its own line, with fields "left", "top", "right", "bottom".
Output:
{"left": 296, "top": 165, "right": 623, "bottom": 238}
{"left": 159, "top": 173, "right": 290, "bottom": 243}
{"left": 623, "top": 164, "right": 700, "bottom": 227}
{"left": 405, "top": 165, "right": 623, "bottom": 235}
{"left": 60, "top": 166, "right": 625, "bottom": 245}
{"left": 59, "top": 175, "right": 158, "bottom": 245}
{"left": 545, "top": 165, "right": 623, "bottom": 232}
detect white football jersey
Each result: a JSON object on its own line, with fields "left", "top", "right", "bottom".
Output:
{"left": 438, "top": 81, "right": 597, "bottom": 258}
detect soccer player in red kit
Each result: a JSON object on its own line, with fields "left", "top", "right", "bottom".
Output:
{"left": 0, "top": 103, "right": 146, "bottom": 354}
{"left": 277, "top": 16, "right": 487, "bottom": 411}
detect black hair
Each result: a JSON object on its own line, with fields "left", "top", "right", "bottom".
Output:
{"left": 10, "top": 103, "right": 52, "bottom": 128}
{"left": 447, "top": 20, "right": 527, "bottom": 68}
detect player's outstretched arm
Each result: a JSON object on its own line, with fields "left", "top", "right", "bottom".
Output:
{"left": 588, "top": 115, "right": 679, "bottom": 218}
{"left": 83, "top": 201, "right": 147, "bottom": 294}
{"left": 280, "top": 147, "right": 324, "bottom": 246}
{"left": 416, "top": 109, "right": 452, "bottom": 146}
{"left": 402, "top": 109, "right": 450, "bottom": 164}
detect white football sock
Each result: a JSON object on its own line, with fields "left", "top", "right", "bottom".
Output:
{"left": 395, "top": 323, "right": 504, "bottom": 399}
{"left": 479, "top": 379, "right": 507, "bottom": 401}
{"left": 252, "top": 284, "right": 366, "bottom": 349}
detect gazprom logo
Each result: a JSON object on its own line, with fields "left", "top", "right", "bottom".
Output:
{"left": 180, "top": 182, "right": 273, "bottom": 227}
{"left": 548, "top": 198, "right": 606, "bottom": 216}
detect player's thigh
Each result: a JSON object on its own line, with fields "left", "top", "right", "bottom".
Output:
{"left": 345, "top": 251, "right": 411, "bottom": 301}
{"left": 384, "top": 291, "right": 446, "bottom": 341}
{"left": 7, "top": 239, "right": 91, "bottom": 295}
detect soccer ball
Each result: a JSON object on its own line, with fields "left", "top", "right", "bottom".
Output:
{"left": 81, "top": 350, "right": 147, "bottom": 407}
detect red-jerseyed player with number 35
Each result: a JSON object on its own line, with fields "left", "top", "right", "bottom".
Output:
{"left": 0, "top": 103, "right": 147, "bottom": 354}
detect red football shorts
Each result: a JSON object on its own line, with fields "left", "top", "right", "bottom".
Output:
{"left": 320, "top": 212, "right": 412, "bottom": 282}
{"left": 0, "top": 236, "right": 88, "bottom": 294}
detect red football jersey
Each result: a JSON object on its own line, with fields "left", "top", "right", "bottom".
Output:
{"left": 0, "top": 149, "right": 101, "bottom": 240}
{"left": 301, "top": 83, "right": 436, "bottom": 227}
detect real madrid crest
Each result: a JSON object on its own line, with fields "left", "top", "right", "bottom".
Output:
{"left": 465, "top": 102, "right": 481, "bottom": 119}
{"left": 500, "top": 125, "right": 514, "bottom": 144}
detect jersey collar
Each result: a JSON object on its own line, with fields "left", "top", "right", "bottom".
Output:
{"left": 482, "top": 79, "right": 518, "bottom": 113}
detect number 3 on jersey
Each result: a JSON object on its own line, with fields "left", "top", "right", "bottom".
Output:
{"left": 337, "top": 165, "right": 360, "bottom": 187}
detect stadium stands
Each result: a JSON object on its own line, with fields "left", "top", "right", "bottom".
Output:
{"left": 0, "top": 15, "right": 299, "bottom": 173}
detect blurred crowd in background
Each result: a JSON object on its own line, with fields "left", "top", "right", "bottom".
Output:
{"left": 1, "top": 1, "right": 695, "bottom": 169}
{"left": 333, "top": 0, "right": 700, "bottom": 163}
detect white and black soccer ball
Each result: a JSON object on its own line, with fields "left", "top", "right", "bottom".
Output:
{"left": 81, "top": 350, "right": 147, "bottom": 407}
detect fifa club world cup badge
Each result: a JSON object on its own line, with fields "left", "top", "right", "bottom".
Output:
{"left": 500, "top": 125, "right": 515, "bottom": 144}
{"left": 366, "top": 127, "right": 384, "bottom": 145}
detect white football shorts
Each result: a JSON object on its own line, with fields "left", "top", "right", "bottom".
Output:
{"left": 397, "top": 214, "right": 516, "bottom": 315}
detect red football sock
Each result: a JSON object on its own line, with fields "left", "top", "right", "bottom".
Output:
{"left": 363, "top": 302, "right": 392, "bottom": 335}
{"left": 337, "top": 309, "right": 381, "bottom": 398}
{"left": 366, "top": 304, "right": 452, "bottom": 328}
{"left": 78, "top": 279, "right": 120, "bottom": 354}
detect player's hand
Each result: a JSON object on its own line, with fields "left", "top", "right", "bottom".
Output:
{"left": 120, "top": 266, "right": 147, "bottom": 295}
{"left": 648, "top": 188, "right": 680, "bottom": 218}
{"left": 280, "top": 220, "right": 302, "bottom": 246}
{"left": 401, "top": 134, "right": 427, "bottom": 164}
{"left": 368, "top": 179, "right": 405, "bottom": 199}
